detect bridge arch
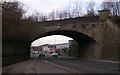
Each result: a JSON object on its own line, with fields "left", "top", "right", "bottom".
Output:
{"left": 31, "top": 30, "right": 97, "bottom": 58}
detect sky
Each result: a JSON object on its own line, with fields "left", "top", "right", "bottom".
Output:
{"left": 31, "top": 35, "right": 73, "bottom": 46}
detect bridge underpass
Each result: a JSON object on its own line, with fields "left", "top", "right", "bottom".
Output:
{"left": 31, "top": 30, "right": 97, "bottom": 58}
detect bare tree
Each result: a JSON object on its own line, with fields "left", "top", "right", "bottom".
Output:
{"left": 117, "top": 1, "right": 120, "bottom": 16}
{"left": 68, "top": 2, "right": 72, "bottom": 18}
{"left": 59, "top": 8, "right": 70, "bottom": 19}
{"left": 48, "top": 11, "right": 56, "bottom": 20}
{"left": 63, "top": 10, "right": 68, "bottom": 19}
{"left": 101, "top": 1, "right": 120, "bottom": 16}
{"left": 76, "top": 2, "right": 82, "bottom": 17}
{"left": 114, "top": 1, "right": 120, "bottom": 16}
{"left": 73, "top": 1, "right": 81, "bottom": 17}
{"left": 41, "top": 15, "right": 47, "bottom": 21}
{"left": 57, "top": 11, "right": 63, "bottom": 20}
{"left": 85, "top": 2, "right": 96, "bottom": 16}
{"left": 2, "top": 1, "right": 25, "bottom": 22}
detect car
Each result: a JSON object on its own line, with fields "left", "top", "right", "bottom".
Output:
{"left": 52, "top": 52, "right": 58, "bottom": 57}
{"left": 39, "top": 53, "right": 45, "bottom": 57}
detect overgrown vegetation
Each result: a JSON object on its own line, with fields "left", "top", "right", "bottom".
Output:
{"left": 2, "top": 2, "right": 25, "bottom": 22}
{"left": 2, "top": 1, "right": 31, "bottom": 67}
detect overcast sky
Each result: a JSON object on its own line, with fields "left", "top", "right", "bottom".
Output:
{"left": 15, "top": 0, "right": 107, "bottom": 15}
{"left": 5, "top": 0, "right": 118, "bottom": 46}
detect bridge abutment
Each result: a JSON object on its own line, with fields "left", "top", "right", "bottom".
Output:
{"left": 2, "top": 40, "right": 30, "bottom": 67}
